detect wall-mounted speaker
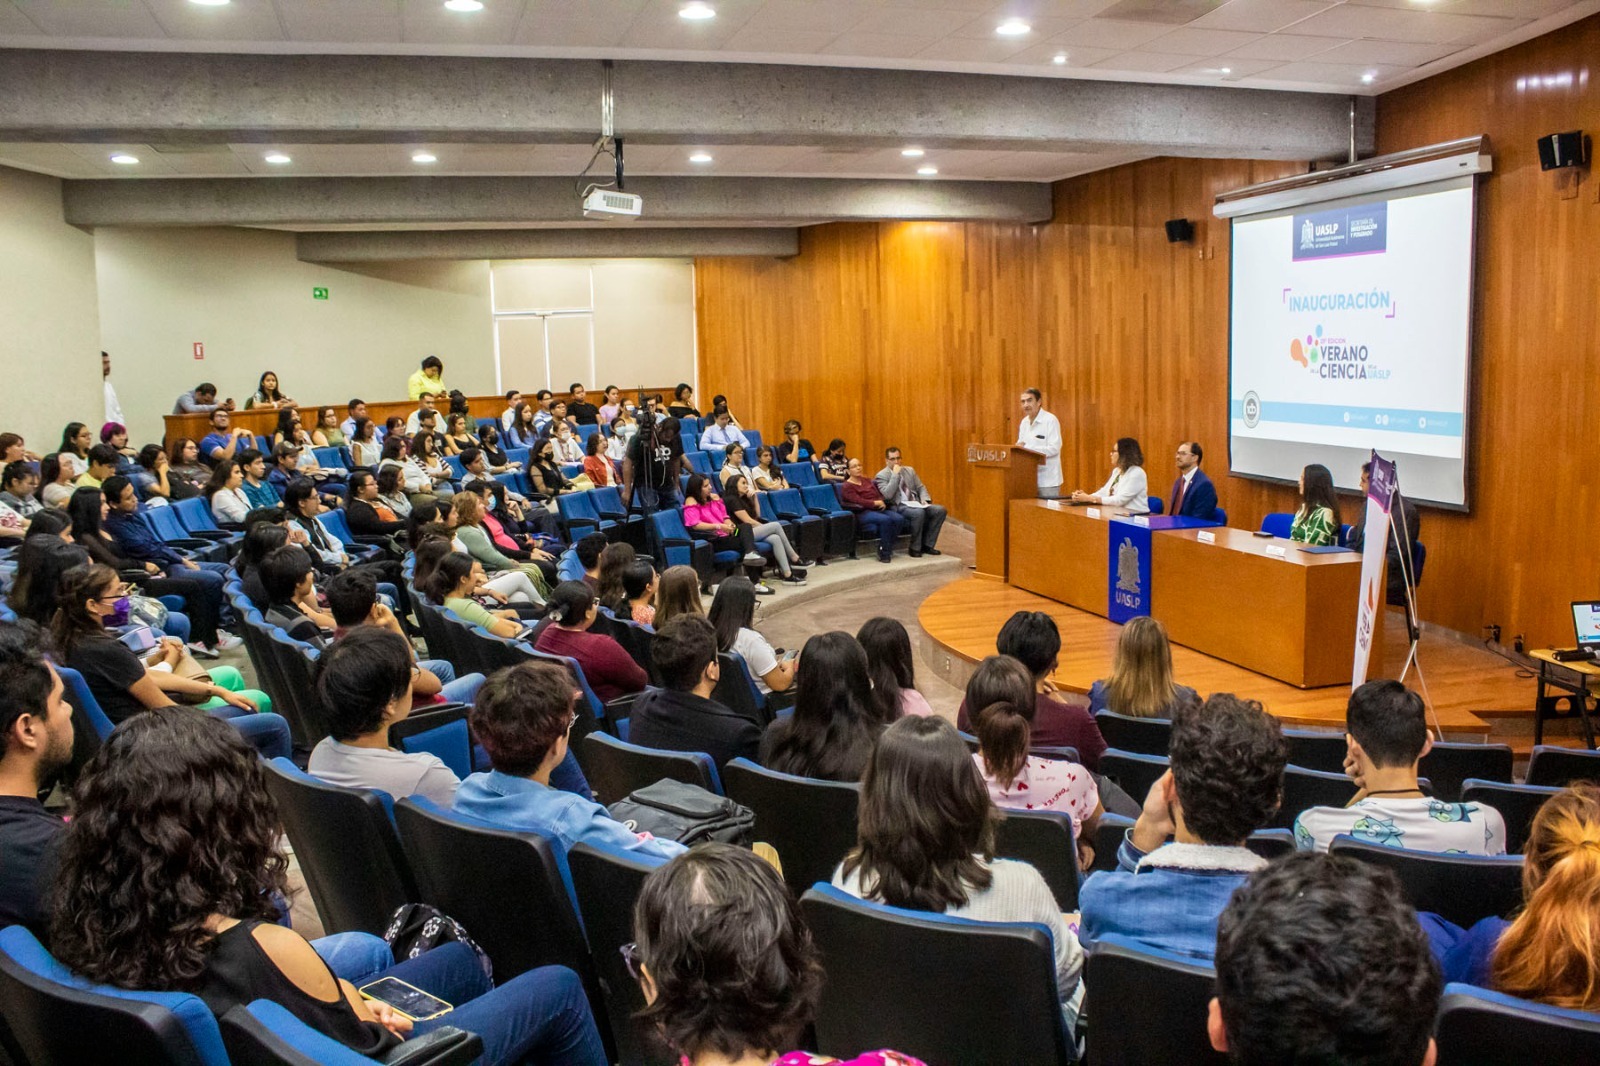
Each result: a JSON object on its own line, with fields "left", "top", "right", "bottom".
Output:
{"left": 1165, "top": 218, "right": 1195, "bottom": 243}
{"left": 1537, "top": 130, "right": 1587, "bottom": 171}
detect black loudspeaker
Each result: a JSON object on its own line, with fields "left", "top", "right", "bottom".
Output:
{"left": 1165, "top": 218, "right": 1194, "bottom": 243}
{"left": 1537, "top": 130, "right": 1586, "bottom": 170}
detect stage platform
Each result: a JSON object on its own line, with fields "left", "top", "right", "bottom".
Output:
{"left": 917, "top": 575, "right": 1539, "bottom": 740}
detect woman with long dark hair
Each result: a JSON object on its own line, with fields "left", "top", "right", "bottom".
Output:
{"left": 56, "top": 422, "right": 92, "bottom": 480}
{"left": 526, "top": 437, "right": 575, "bottom": 499}
{"left": 682, "top": 473, "right": 770, "bottom": 592}
{"left": 344, "top": 470, "right": 407, "bottom": 538}
{"left": 422, "top": 553, "right": 526, "bottom": 639}
{"left": 967, "top": 655, "right": 1101, "bottom": 842}
{"left": 313, "top": 405, "right": 343, "bottom": 448}
{"left": 506, "top": 402, "right": 540, "bottom": 450}
{"left": 1290, "top": 462, "right": 1342, "bottom": 546}
{"left": 348, "top": 417, "right": 383, "bottom": 469}
{"left": 724, "top": 473, "right": 809, "bottom": 585}
{"left": 833, "top": 715, "right": 1084, "bottom": 1026}
{"left": 709, "top": 577, "right": 795, "bottom": 702}
{"left": 442, "top": 412, "right": 475, "bottom": 455}
{"left": 6, "top": 533, "right": 88, "bottom": 625}
{"left": 245, "top": 370, "right": 293, "bottom": 409}
{"left": 1071, "top": 437, "right": 1149, "bottom": 513}
{"left": 760, "top": 631, "right": 881, "bottom": 782}
{"left": 533, "top": 581, "right": 647, "bottom": 703}
{"left": 39, "top": 454, "right": 76, "bottom": 509}
{"left": 856, "top": 616, "right": 932, "bottom": 721}
{"left": 817, "top": 438, "right": 849, "bottom": 483}
{"left": 51, "top": 707, "right": 606, "bottom": 1064}
{"left": 205, "top": 460, "right": 251, "bottom": 526}
{"left": 167, "top": 438, "right": 211, "bottom": 498}
{"left": 410, "top": 432, "right": 456, "bottom": 500}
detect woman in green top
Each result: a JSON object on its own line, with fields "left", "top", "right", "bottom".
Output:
{"left": 421, "top": 552, "right": 525, "bottom": 639}
{"left": 313, "top": 406, "right": 345, "bottom": 448}
{"left": 1289, "top": 463, "right": 1342, "bottom": 546}
{"left": 450, "top": 492, "right": 549, "bottom": 602}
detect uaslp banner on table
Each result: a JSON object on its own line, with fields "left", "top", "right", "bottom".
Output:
{"left": 1353, "top": 452, "right": 1396, "bottom": 687}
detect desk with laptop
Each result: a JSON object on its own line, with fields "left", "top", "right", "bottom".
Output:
{"left": 1528, "top": 602, "right": 1600, "bottom": 749}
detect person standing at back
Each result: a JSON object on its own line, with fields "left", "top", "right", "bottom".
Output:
{"left": 1168, "top": 441, "right": 1218, "bottom": 520}
{"left": 407, "top": 355, "right": 446, "bottom": 401}
{"left": 1293, "top": 679, "right": 1506, "bottom": 854}
{"left": 1015, "top": 388, "right": 1062, "bottom": 497}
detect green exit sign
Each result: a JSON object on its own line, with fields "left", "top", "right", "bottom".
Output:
{"left": 312, "top": 287, "right": 329, "bottom": 300}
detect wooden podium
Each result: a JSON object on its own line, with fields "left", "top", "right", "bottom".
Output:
{"left": 966, "top": 443, "right": 1043, "bottom": 579}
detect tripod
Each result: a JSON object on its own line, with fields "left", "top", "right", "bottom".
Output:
{"left": 1384, "top": 475, "right": 1439, "bottom": 738}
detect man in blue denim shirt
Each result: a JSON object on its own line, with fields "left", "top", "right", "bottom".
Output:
{"left": 1079, "top": 694, "right": 1286, "bottom": 961}
{"left": 454, "top": 659, "right": 686, "bottom": 862}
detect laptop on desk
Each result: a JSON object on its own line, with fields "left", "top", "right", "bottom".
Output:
{"left": 1563, "top": 601, "right": 1600, "bottom": 661}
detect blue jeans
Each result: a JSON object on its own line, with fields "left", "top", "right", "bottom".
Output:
{"left": 161, "top": 611, "right": 191, "bottom": 644}
{"left": 380, "top": 942, "right": 606, "bottom": 1066}
{"left": 312, "top": 932, "right": 395, "bottom": 984}
{"left": 419, "top": 659, "right": 488, "bottom": 707}
{"left": 169, "top": 560, "right": 235, "bottom": 630}
{"left": 208, "top": 705, "right": 293, "bottom": 759}
{"left": 855, "top": 508, "right": 906, "bottom": 556}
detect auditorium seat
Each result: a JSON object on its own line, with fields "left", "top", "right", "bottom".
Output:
{"left": 172, "top": 496, "right": 244, "bottom": 546}
{"left": 263, "top": 759, "right": 418, "bottom": 936}
{"left": 801, "top": 885, "right": 1075, "bottom": 1066}
{"left": 781, "top": 461, "right": 818, "bottom": 487}
{"left": 1419, "top": 741, "right": 1514, "bottom": 802}
{"left": 1094, "top": 711, "right": 1170, "bottom": 756}
{"left": 1282, "top": 728, "right": 1349, "bottom": 774}
{"left": 994, "top": 808, "right": 1079, "bottom": 911}
{"left": 722, "top": 758, "right": 859, "bottom": 896}
{"left": 648, "top": 508, "right": 729, "bottom": 587}
{"left": 1098, "top": 748, "right": 1169, "bottom": 803}
{"left": 1146, "top": 496, "right": 1163, "bottom": 514}
{"left": 578, "top": 731, "right": 723, "bottom": 805}
{"left": 1212, "top": 507, "right": 1227, "bottom": 525}
{"left": 757, "top": 490, "right": 827, "bottom": 562}
{"left": 799, "top": 484, "right": 857, "bottom": 557}
{"left": 684, "top": 450, "right": 715, "bottom": 477}
{"left": 1259, "top": 512, "right": 1294, "bottom": 539}
{"left": 1088, "top": 813, "right": 1294, "bottom": 873}
{"left": 1461, "top": 779, "right": 1562, "bottom": 853}
{"left": 221, "top": 1000, "right": 483, "bottom": 1066}
{"left": 388, "top": 704, "right": 475, "bottom": 779}
{"left": 1084, "top": 934, "right": 1227, "bottom": 1066}
{"left": 711, "top": 651, "right": 768, "bottom": 724}
{"left": 1329, "top": 836, "right": 1524, "bottom": 928}
{"left": 1434, "top": 983, "right": 1600, "bottom": 1065}
{"left": 1526, "top": 745, "right": 1600, "bottom": 788}
{"left": 1276, "top": 764, "right": 1356, "bottom": 828}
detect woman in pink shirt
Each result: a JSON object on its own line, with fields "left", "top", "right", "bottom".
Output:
{"left": 968, "top": 655, "right": 1102, "bottom": 849}
{"left": 682, "top": 474, "right": 770, "bottom": 590}
{"left": 532, "top": 581, "right": 647, "bottom": 704}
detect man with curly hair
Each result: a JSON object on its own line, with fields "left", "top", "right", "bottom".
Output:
{"left": 1293, "top": 679, "right": 1505, "bottom": 855}
{"left": 1210, "top": 852, "right": 1441, "bottom": 1066}
{"left": 1078, "top": 692, "right": 1286, "bottom": 960}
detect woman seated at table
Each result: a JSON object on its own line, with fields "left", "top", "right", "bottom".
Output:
{"left": 1290, "top": 462, "right": 1341, "bottom": 546}
{"left": 245, "top": 369, "right": 294, "bottom": 410}
{"left": 1071, "top": 437, "right": 1149, "bottom": 513}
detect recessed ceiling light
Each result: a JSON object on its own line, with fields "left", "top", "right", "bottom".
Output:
{"left": 188, "top": 0, "right": 230, "bottom": 6}
{"left": 443, "top": 0, "right": 483, "bottom": 9}
{"left": 679, "top": 2, "right": 715, "bottom": 19}
{"left": 995, "top": 18, "right": 1030, "bottom": 36}
{"left": 901, "top": 147, "right": 925, "bottom": 158}
{"left": 917, "top": 165, "right": 938, "bottom": 176}
{"left": 412, "top": 151, "right": 438, "bottom": 164}
{"left": 1361, "top": 72, "right": 1376, "bottom": 84}
{"left": 263, "top": 152, "right": 292, "bottom": 165}
{"left": 110, "top": 154, "right": 140, "bottom": 165}
{"left": 1052, "top": 54, "right": 1068, "bottom": 65}
{"left": 688, "top": 151, "right": 713, "bottom": 164}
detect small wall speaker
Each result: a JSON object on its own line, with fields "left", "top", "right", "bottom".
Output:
{"left": 1165, "top": 218, "right": 1195, "bottom": 243}
{"left": 1537, "top": 131, "right": 1587, "bottom": 171}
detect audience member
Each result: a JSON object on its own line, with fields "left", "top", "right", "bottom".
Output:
{"left": 75, "top": 444, "right": 118, "bottom": 489}
{"left": 633, "top": 843, "right": 926, "bottom": 1066}
{"left": 527, "top": 437, "right": 576, "bottom": 498}
{"left": 834, "top": 715, "right": 1083, "bottom": 1026}
{"left": 840, "top": 458, "right": 908, "bottom": 564}
{"left": 1167, "top": 440, "right": 1218, "bottom": 519}
{"left": 131, "top": 444, "right": 175, "bottom": 501}
{"left": 99, "top": 423, "right": 138, "bottom": 475}
{"left": 1425, "top": 783, "right": 1600, "bottom": 1009}
{"left": 717, "top": 441, "right": 753, "bottom": 491}
{"left": 236, "top": 449, "right": 279, "bottom": 510}
{"left": 856, "top": 616, "right": 933, "bottom": 720}
{"left": 101, "top": 351, "right": 123, "bottom": 425}
{"left": 451, "top": 492, "right": 549, "bottom": 601}
{"left": 6, "top": 534, "right": 87, "bottom": 627}
{"left": 343, "top": 470, "right": 407, "bottom": 538}
{"left": 817, "top": 438, "right": 849, "bottom": 482}
{"left": 51, "top": 707, "right": 606, "bottom": 1065}
{"left": 724, "top": 473, "right": 809, "bottom": 586}
{"left": 0, "top": 461, "right": 41, "bottom": 519}
{"left": 1070, "top": 437, "right": 1150, "bottom": 513}
{"left": 423, "top": 553, "right": 527, "bottom": 639}
{"left": 0, "top": 622, "right": 73, "bottom": 939}
{"left": 667, "top": 383, "right": 700, "bottom": 420}
{"left": 532, "top": 390, "right": 556, "bottom": 435}
{"left": 533, "top": 582, "right": 647, "bottom": 704}
{"left": 323, "top": 569, "right": 483, "bottom": 705}
{"left": 597, "top": 385, "right": 624, "bottom": 424}
{"left": 1210, "top": 852, "right": 1441, "bottom": 1066}
{"left": 621, "top": 560, "right": 658, "bottom": 625}
{"left": 761, "top": 631, "right": 881, "bottom": 782}
{"left": 875, "top": 447, "right": 946, "bottom": 557}
{"left": 1079, "top": 693, "right": 1286, "bottom": 959}
{"left": 173, "top": 382, "right": 232, "bottom": 415}
{"left": 506, "top": 401, "right": 541, "bottom": 449}
{"left": 594, "top": 541, "right": 636, "bottom": 612}
{"left": 1087, "top": 615, "right": 1198, "bottom": 719}
{"left": 773, "top": 420, "right": 815, "bottom": 466}
{"left": 56, "top": 422, "right": 92, "bottom": 480}
{"left": 567, "top": 383, "right": 600, "bottom": 426}
{"left": 308, "top": 626, "right": 464, "bottom": 805}
{"left": 752, "top": 445, "right": 789, "bottom": 492}
{"left": 314, "top": 405, "right": 344, "bottom": 447}
{"left": 653, "top": 565, "right": 703, "bottom": 628}
{"left": 1290, "top": 462, "right": 1341, "bottom": 546}
{"left": 441, "top": 412, "right": 475, "bottom": 454}
{"left": 38, "top": 454, "right": 76, "bottom": 509}
{"left": 698, "top": 405, "right": 749, "bottom": 452}
{"left": 50, "top": 563, "right": 288, "bottom": 756}
{"left": 708, "top": 577, "right": 795, "bottom": 702}
{"left": 967, "top": 655, "right": 1101, "bottom": 843}
{"left": 167, "top": 438, "right": 211, "bottom": 497}
{"left": 245, "top": 370, "right": 294, "bottom": 410}
{"left": 959, "top": 611, "right": 1106, "bottom": 769}
{"left": 407, "top": 355, "right": 447, "bottom": 400}
{"left": 200, "top": 408, "right": 255, "bottom": 466}
{"left": 629, "top": 614, "right": 762, "bottom": 768}
{"left": 456, "top": 660, "right": 685, "bottom": 860}
{"left": 581, "top": 431, "right": 615, "bottom": 487}
{"left": 550, "top": 420, "right": 584, "bottom": 465}
{"left": 500, "top": 390, "right": 523, "bottom": 430}
{"left": 409, "top": 431, "right": 456, "bottom": 499}
{"left": 259, "top": 546, "right": 329, "bottom": 647}
{"left": 374, "top": 464, "right": 413, "bottom": 518}
{"left": 1294, "top": 679, "right": 1506, "bottom": 854}
{"left": 683, "top": 474, "right": 769, "bottom": 585}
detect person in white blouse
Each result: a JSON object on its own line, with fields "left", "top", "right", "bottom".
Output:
{"left": 1072, "top": 437, "right": 1150, "bottom": 513}
{"left": 549, "top": 421, "right": 585, "bottom": 464}
{"left": 1015, "top": 387, "right": 1063, "bottom": 496}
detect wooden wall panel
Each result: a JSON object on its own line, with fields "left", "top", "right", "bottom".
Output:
{"left": 697, "top": 14, "right": 1598, "bottom": 647}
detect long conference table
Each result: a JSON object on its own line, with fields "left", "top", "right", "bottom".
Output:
{"left": 1008, "top": 498, "right": 1382, "bottom": 689}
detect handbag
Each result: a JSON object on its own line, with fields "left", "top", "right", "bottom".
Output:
{"left": 161, "top": 647, "right": 215, "bottom": 704}
{"left": 608, "top": 779, "right": 755, "bottom": 846}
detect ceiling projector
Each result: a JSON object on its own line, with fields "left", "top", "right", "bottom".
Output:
{"left": 583, "top": 189, "right": 643, "bottom": 220}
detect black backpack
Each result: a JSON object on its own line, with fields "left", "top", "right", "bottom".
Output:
{"left": 608, "top": 779, "right": 755, "bottom": 846}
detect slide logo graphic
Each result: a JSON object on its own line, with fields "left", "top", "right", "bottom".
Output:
{"left": 1292, "top": 202, "right": 1387, "bottom": 261}
{"left": 1289, "top": 325, "right": 1389, "bottom": 380}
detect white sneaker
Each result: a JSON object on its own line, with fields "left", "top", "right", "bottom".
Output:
{"left": 214, "top": 630, "right": 244, "bottom": 651}
{"left": 743, "top": 552, "right": 766, "bottom": 565}
{"left": 187, "top": 642, "right": 220, "bottom": 660}
{"left": 753, "top": 582, "right": 776, "bottom": 596}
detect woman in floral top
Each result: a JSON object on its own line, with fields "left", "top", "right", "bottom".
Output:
{"left": 1289, "top": 463, "right": 1342, "bottom": 547}
{"left": 631, "top": 844, "right": 926, "bottom": 1066}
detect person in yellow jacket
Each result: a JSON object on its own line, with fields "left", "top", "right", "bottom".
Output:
{"left": 406, "top": 355, "right": 446, "bottom": 401}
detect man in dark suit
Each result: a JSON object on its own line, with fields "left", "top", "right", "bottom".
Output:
{"left": 627, "top": 615, "right": 762, "bottom": 771}
{"left": 1168, "top": 441, "right": 1219, "bottom": 520}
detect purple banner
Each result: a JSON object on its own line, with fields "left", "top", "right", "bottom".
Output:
{"left": 1293, "top": 202, "right": 1388, "bottom": 261}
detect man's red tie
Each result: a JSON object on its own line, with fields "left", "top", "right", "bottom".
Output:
{"left": 1171, "top": 477, "right": 1185, "bottom": 516}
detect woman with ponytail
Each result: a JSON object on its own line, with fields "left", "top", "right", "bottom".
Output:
{"left": 968, "top": 655, "right": 1102, "bottom": 842}
{"left": 1426, "top": 783, "right": 1600, "bottom": 1007}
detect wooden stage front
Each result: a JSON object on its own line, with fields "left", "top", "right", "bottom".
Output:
{"left": 918, "top": 575, "right": 1535, "bottom": 739}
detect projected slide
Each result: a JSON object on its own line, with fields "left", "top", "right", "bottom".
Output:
{"left": 1229, "top": 180, "right": 1475, "bottom": 507}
